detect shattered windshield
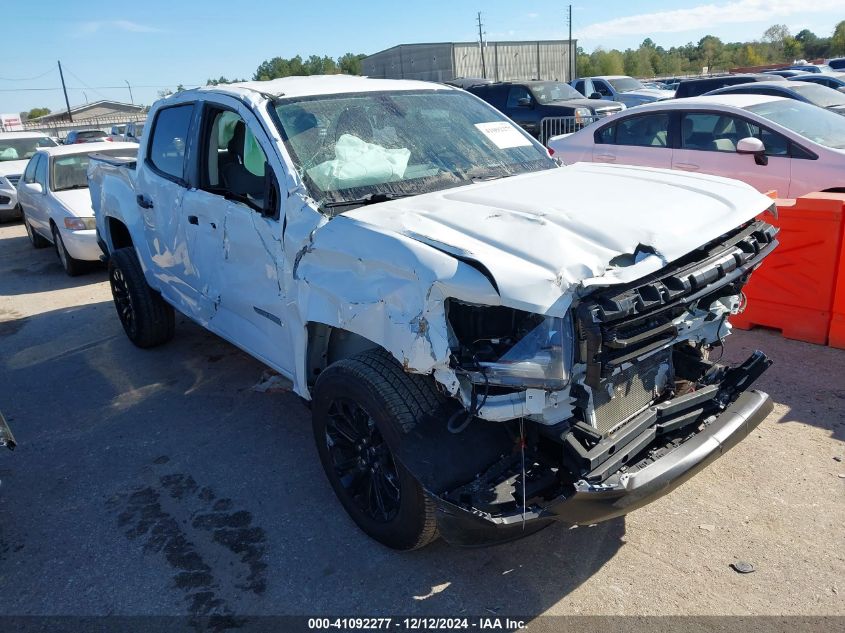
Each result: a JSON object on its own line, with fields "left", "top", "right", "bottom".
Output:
{"left": 272, "top": 89, "right": 555, "bottom": 210}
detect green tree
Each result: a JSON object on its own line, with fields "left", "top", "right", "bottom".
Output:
{"left": 338, "top": 53, "right": 367, "bottom": 75}
{"left": 697, "top": 35, "right": 724, "bottom": 72}
{"left": 25, "top": 107, "right": 50, "bottom": 119}
{"left": 783, "top": 37, "right": 803, "bottom": 61}
{"left": 832, "top": 20, "right": 845, "bottom": 56}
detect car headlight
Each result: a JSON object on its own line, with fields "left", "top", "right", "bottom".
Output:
{"left": 446, "top": 300, "right": 575, "bottom": 390}
{"left": 574, "top": 107, "right": 592, "bottom": 125}
{"left": 0, "top": 176, "right": 11, "bottom": 191}
{"left": 64, "top": 217, "right": 96, "bottom": 230}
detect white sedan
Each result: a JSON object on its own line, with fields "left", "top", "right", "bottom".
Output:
{"left": 548, "top": 94, "right": 845, "bottom": 198}
{"left": 17, "top": 142, "right": 138, "bottom": 275}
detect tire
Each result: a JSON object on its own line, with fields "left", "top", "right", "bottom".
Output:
{"left": 23, "top": 212, "right": 49, "bottom": 249}
{"left": 108, "top": 247, "right": 175, "bottom": 348}
{"left": 52, "top": 224, "right": 86, "bottom": 276}
{"left": 312, "top": 348, "right": 442, "bottom": 550}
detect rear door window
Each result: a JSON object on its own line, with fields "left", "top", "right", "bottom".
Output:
{"left": 148, "top": 103, "right": 194, "bottom": 181}
{"left": 614, "top": 114, "right": 670, "bottom": 147}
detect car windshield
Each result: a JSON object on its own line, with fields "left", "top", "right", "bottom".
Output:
{"left": 79, "top": 130, "right": 107, "bottom": 138}
{"left": 51, "top": 147, "right": 138, "bottom": 191}
{"left": 608, "top": 77, "right": 646, "bottom": 92}
{"left": 746, "top": 99, "right": 845, "bottom": 149}
{"left": 531, "top": 81, "right": 584, "bottom": 103}
{"left": 789, "top": 82, "right": 845, "bottom": 108}
{"left": 272, "top": 89, "right": 555, "bottom": 210}
{"left": 0, "top": 136, "right": 57, "bottom": 162}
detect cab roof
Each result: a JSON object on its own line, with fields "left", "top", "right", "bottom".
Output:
{"left": 192, "top": 74, "right": 454, "bottom": 101}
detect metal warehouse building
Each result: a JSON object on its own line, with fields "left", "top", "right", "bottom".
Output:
{"left": 362, "top": 40, "right": 576, "bottom": 83}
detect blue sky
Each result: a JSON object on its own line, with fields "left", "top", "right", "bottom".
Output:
{"left": 1, "top": 0, "right": 842, "bottom": 114}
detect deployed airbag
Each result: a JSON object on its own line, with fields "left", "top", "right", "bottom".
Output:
{"left": 308, "top": 134, "right": 410, "bottom": 191}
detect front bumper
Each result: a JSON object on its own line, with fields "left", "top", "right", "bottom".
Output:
{"left": 433, "top": 389, "right": 773, "bottom": 547}
{"left": 59, "top": 227, "right": 101, "bottom": 261}
{"left": 0, "top": 187, "right": 19, "bottom": 219}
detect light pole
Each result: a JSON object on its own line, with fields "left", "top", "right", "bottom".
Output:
{"left": 125, "top": 80, "right": 134, "bottom": 105}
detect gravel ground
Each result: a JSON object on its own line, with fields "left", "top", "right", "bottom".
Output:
{"left": 0, "top": 219, "right": 843, "bottom": 623}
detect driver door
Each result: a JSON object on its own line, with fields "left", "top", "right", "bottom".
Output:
{"left": 187, "top": 99, "right": 294, "bottom": 375}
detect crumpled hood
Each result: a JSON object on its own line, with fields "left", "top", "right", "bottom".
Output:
{"left": 345, "top": 163, "right": 773, "bottom": 314}
{"left": 52, "top": 188, "right": 94, "bottom": 216}
{"left": 0, "top": 160, "right": 28, "bottom": 179}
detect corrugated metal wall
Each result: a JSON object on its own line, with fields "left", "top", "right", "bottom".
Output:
{"left": 362, "top": 43, "right": 454, "bottom": 82}
{"left": 363, "top": 40, "right": 575, "bottom": 82}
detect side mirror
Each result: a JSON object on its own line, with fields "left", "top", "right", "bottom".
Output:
{"left": 25, "top": 182, "right": 44, "bottom": 195}
{"left": 589, "top": 92, "right": 603, "bottom": 99}
{"left": 516, "top": 97, "right": 533, "bottom": 108}
{"left": 737, "top": 136, "right": 768, "bottom": 165}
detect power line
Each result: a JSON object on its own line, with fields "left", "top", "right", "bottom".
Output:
{"left": 0, "top": 67, "right": 55, "bottom": 81}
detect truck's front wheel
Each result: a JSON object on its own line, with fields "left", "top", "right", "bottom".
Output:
{"left": 312, "top": 349, "right": 441, "bottom": 550}
{"left": 108, "top": 247, "right": 175, "bottom": 348}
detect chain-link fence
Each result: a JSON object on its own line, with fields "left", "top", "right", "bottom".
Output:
{"left": 19, "top": 114, "right": 147, "bottom": 141}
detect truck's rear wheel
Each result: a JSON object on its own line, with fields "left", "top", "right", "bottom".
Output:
{"left": 108, "top": 247, "right": 175, "bottom": 348}
{"left": 312, "top": 349, "right": 441, "bottom": 550}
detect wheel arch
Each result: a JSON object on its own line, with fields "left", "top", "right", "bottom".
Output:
{"left": 305, "top": 322, "right": 382, "bottom": 390}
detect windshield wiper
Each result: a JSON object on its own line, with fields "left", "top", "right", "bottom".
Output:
{"left": 319, "top": 192, "right": 413, "bottom": 211}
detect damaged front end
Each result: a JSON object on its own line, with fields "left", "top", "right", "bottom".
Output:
{"left": 416, "top": 219, "right": 778, "bottom": 546}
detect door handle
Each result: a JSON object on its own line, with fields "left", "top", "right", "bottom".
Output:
{"left": 136, "top": 194, "right": 154, "bottom": 209}
{"left": 188, "top": 215, "right": 199, "bottom": 225}
{"left": 675, "top": 163, "right": 699, "bottom": 171}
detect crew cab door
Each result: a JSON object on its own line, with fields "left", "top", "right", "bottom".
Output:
{"left": 188, "top": 98, "right": 294, "bottom": 374}
{"left": 672, "top": 111, "right": 791, "bottom": 196}
{"left": 136, "top": 102, "right": 208, "bottom": 314}
{"left": 592, "top": 112, "right": 673, "bottom": 168}
{"left": 504, "top": 85, "right": 541, "bottom": 137}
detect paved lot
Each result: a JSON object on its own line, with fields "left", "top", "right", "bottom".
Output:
{"left": 0, "top": 219, "right": 843, "bottom": 622}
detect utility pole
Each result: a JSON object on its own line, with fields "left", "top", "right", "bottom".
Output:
{"left": 477, "top": 12, "right": 487, "bottom": 79}
{"left": 125, "top": 80, "right": 134, "bottom": 105}
{"left": 568, "top": 4, "right": 574, "bottom": 81}
{"left": 57, "top": 60, "right": 73, "bottom": 122}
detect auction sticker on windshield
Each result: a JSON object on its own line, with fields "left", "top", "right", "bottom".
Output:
{"left": 474, "top": 122, "right": 533, "bottom": 149}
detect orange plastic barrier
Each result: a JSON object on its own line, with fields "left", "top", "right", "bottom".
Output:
{"left": 731, "top": 193, "right": 845, "bottom": 345}
{"left": 829, "top": 207, "right": 845, "bottom": 350}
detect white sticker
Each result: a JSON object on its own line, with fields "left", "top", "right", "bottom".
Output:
{"left": 475, "top": 121, "right": 533, "bottom": 149}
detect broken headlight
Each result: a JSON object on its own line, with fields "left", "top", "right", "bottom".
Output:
{"left": 446, "top": 300, "right": 575, "bottom": 390}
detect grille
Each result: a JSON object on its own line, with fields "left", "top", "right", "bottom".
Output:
{"left": 591, "top": 350, "right": 669, "bottom": 435}
{"left": 0, "top": 196, "right": 9, "bottom": 205}
{"left": 7, "top": 175, "right": 20, "bottom": 187}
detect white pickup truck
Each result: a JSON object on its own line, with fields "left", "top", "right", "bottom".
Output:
{"left": 88, "top": 75, "right": 778, "bottom": 549}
